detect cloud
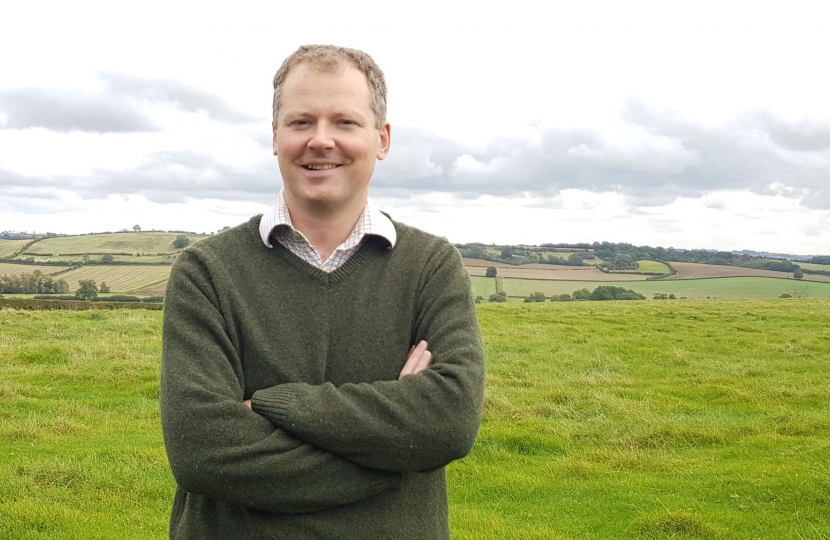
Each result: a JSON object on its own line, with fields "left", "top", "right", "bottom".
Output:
{"left": 0, "top": 73, "right": 259, "bottom": 133}
{"left": 2, "top": 104, "right": 828, "bottom": 212}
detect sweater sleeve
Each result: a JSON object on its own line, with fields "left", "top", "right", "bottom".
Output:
{"left": 160, "top": 250, "right": 402, "bottom": 513}
{"left": 251, "top": 244, "right": 486, "bottom": 473}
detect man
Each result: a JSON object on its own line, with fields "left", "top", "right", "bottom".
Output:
{"left": 160, "top": 45, "right": 485, "bottom": 539}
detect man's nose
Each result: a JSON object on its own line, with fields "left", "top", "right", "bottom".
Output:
{"left": 307, "top": 122, "right": 335, "bottom": 150}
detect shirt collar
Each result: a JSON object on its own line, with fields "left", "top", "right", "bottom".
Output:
{"left": 259, "top": 190, "right": 397, "bottom": 250}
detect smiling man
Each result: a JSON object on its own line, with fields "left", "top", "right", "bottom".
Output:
{"left": 160, "top": 45, "right": 486, "bottom": 539}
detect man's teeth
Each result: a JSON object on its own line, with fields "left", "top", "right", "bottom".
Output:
{"left": 305, "top": 164, "right": 339, "bottom": 170}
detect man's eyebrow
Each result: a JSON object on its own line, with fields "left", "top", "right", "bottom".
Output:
{"left": 281, "top": 109, "right": 370, "bottom": 122}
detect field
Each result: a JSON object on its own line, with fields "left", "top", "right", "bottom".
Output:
{"left": 16, "top": 255, "right": 174, "bottom": 264}
{"left": 501, "top": 276, "right": 830, "bottom": 299}
{"left": 57, "top": 265, "right": 171, "bottom": 293}
{"left": 633, "top": 260, "right": 672, "bottom": 274}
{"left": 467, "top": 265, "right": 650, "bottom": 281}
{"left": 0, "top": 263, "right": 65, "bottom": 277}
{"left": 799, "top": 262, "right": 830, "bottom": 272}
{"left": 667, "top": 262, "right": 830, "bottom": 282}
{"left": 0, "top": 240, "right": 29, "bottom": 258}
{"left": 1, "top": 301, "right": 829, "bottom": 539}
{"left": 24, "top": 233, "right": 208, "bottom": 256}
{"left": 470, "top": 276, "right": 497, "bottom": 298}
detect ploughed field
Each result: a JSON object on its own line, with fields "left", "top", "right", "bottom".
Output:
{"left": 1, "top": 301, "right": 828, "bottom": 539}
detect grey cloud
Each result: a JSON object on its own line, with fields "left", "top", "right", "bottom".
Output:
{"left": 0, "top": 73, "right": 259, "bottom": 133}
{"left": 2, "top": 104, "right": 828, "bottom": 210}
{"left": 0, "top": 88, "right": 160, "bottom": 132}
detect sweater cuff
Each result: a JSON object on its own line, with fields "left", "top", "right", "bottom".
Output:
{"left": 251, "top": 386, "right": 297, "bottom": 425}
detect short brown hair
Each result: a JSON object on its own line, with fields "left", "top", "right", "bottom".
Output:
{"left": 272, "top": 45, "right": 387, "bottom": 129}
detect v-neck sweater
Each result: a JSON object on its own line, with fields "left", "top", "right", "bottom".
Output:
{"left": 160, "top": 215, "right": 485, "bottom": 539}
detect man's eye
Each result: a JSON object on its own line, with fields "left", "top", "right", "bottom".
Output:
{"left": 293, "top": 120, "right": 309, "bottom": 126}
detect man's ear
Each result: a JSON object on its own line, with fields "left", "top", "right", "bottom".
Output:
{"left": 376, "top": 122, "right": 391, "bottom": 160}
{"left": 272, "top": 124, "right": 279, "bottom": 156}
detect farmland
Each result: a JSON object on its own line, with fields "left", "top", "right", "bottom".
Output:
{"left": 467, "top": 265, "right": 651, "bottom": 281}
{"left": 470, "top": 276, "right": 497, "bottom": 298}
{"left": 0, "top": 263, "right": 65, "bottom": 277}
{"left": 1, "top": 301, "right": 829, "bottom": 538}
{"left": 632, "top": 260, "right": 672, "bottom": 274}
{"left": 799, "top": 262, "right": 830, "bottom": 272}
{"left": 57, "top": 265, "right": 171, "bottom": 293}
{"left": 23, "top": 232, "right": 208, "bottom": 256}
{"left": 0, "top": 240, "right": 29, "bottom": 258}
{"left": 501, "top": 276, "right": 830, "bottom": 299}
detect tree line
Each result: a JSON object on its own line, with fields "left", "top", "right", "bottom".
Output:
{"left": 0, "top": 271, "right": 70, "bottom": 294}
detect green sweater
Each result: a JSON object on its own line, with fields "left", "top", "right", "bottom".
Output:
{"left": 160, "top": 216, "right": 485, "bottom": 539}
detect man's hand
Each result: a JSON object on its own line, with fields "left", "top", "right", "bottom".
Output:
{"left": 398, "top": 340, "right": 432, "bottom": 380}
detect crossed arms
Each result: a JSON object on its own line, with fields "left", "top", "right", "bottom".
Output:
{"left": 159, "top": 245, "right": 485, "bottom": 514}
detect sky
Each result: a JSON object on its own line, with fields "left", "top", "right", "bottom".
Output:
{"left": 1, "top": 0, "right": 829, "bottom": 255}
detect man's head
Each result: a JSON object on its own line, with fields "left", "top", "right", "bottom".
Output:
{"left": 272, "top": 45, "right": 387, "bottom": 130}
{"left": 272, "top": 45, "right": 391, "bottom": 216}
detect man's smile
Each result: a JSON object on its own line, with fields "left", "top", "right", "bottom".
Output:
{"left": 302, "top": 163, "right": 342, "bottom": 170}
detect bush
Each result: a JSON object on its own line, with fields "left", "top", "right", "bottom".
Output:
{"left": 572, "top": 288, "right": 591, "bottom": 301}
{"left": 0, "top": 298, "right": 163, "bottom": 311}
{"left": 558, "top": 293, "right": 572, "bottom": 302}
{"left": 525, "top": 291, "right": 546, "bottom": 303}
{"left": 489, "top": 292, "right": 507, "bottom": 303}
{"left": 779, "top": 293, "right": 793, "bottom": 298}
{"left": 173, "top": 235, "right": 191, "bottom": 249}
{"left": 101, "top": 254, "right": 115, "bottom": 263}
{"left": 794, "top": 268, "right": 804, "bottom": 279}
{"left": 485, "top": 266, "right": 497, "bottom": 278}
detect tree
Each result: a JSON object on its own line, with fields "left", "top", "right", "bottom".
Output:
{"left": 173, "top": 235, "right": 191, "bottom": 249}
{"left": 82, "top": 254, "right": 90, "bottom": 264}
{"left": 75, "top": 279, "right": 98, "bottom": 301}
{"left": 524, "top": 291, "right": 546, "bottom": 303}
{"left": 500, "top": 249, "right": 513, "bottom": 260}
{"left": 101, "top": 254, "right": 114, "bottom": 263}
{"left": 793, "top": 267, "right": 803, "bottom": 279}
{"left": 100, "top": 281, "right": 110, "bottom": 293}
{"left": 133, "top": 225, "right": 141, "bottom": 232}
{"left": 489, "top": 291, "right": 507, "bottom": 303}
{"left": 572, "top": 288, "right": 591, "bottom": 301}
{"left": 485, "top": 266, "right": 497, "bottom": 278}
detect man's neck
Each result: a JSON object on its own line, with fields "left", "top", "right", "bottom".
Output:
{"left": 284, "top": 194, "right": 367, "bottom": 262}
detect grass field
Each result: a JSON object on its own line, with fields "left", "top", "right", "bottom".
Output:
{"left": 0, "top": 240, "right": 29, "bottom": 258}
{"left": 633, "top": 260, "right": 672, "bottom": 274}
{"left": 0, "top": 263, "right": 66, "bottom": 277}
{"left": 501, "top": 276, "right": 830, "bottom": 299}
{"left": 58, "top": 265, "right": 171, "bottom": 293}
{"left": 25, "top": 233, "right": 208, "bottom": 256}
{"left": 1, "top": 301, "right": 829, "bottom": 539}
{"left": 470, "top": 276, "right": 497, "bottom": 298}
{"left": 799, "top": 262, "right": 830, "bottom": 272}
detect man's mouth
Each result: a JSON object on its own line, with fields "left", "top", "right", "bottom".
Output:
{"left": 303, "top": 164, "right": 341, "bottom": 170}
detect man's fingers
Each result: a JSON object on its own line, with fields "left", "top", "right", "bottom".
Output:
{"left": 413, "top": 350, "right": 432, "bottom": 375}
{"left": 399, "top": 340, "right": 429, "bottom": 380}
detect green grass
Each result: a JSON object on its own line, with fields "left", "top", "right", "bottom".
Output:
{"left": 799, "top": 262, "right": 830, "bottom": 272}
{"left": 471, "top": 276, "right": 497, "bottom": 298}
{"left": 2, "top": 302, "right": 829, "bottom": 539}
{"left": 25, "top": 233, "right": 208, "bottom": 256}
{"left": 634, "top": 260, "right": 672, "bottom": 274}
{"left": 502, "top": 276, "right": 830, "bottom": 299}
{"left": 0, "top": 240, "right": 29, "bottom": 258}
{"left": 58, "top": 266, "right": 171, "bottom": 293}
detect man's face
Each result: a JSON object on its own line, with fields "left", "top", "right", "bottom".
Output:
{"left": 273, "top": 63, "right": 390, "bottom": 214}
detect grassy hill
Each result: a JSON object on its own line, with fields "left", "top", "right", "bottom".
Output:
{"left": 1, "top": 301, "right": 828, "bottom": 538}
{"left": 0, "top": 239, "right": 29, "bottom": 258}
{"left": 22, "top": 232, "right": 209, "bottom": 256}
